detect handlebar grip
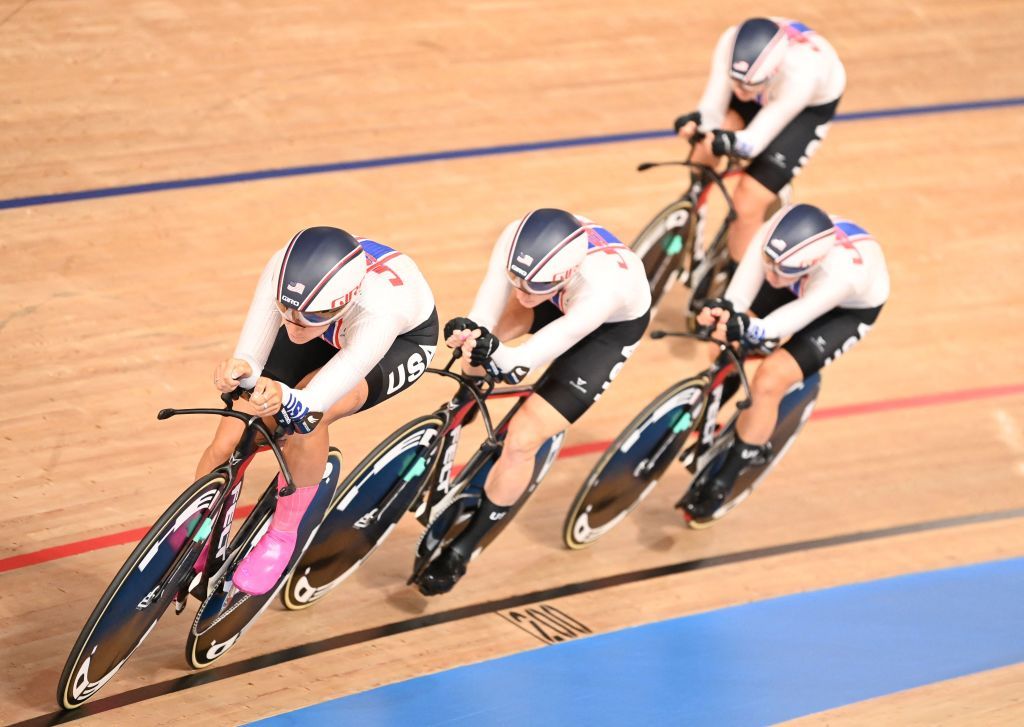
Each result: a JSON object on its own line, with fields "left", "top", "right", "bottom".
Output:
{"left": 220, "top": 383, "right": 254, "bottom": 409}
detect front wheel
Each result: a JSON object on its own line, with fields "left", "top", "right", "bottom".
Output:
{"left": 187, "top": 447, "right": 343, "bottom": 668}
{"left": 281, "top": 415, "right": 445, "bottom": 611}
{"left": 57, "top": 473, "right": 228, "bottom": 709}
{"left": 563, "top": 378, "right": 708, "bottom": 549}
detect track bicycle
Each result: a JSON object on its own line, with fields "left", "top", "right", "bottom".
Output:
{"left": 57, "top": 392, "right": 341, "bottom": 709}
{"left": 282, "top": 353, "right": 564, "bottom": 609}
{"left": 630, "top": 142, "right": 789, "bottom": 320}
{"left": 563, "top": 329, "right": 820, "bottom": 549}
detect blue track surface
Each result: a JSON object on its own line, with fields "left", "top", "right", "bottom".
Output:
{"left": 251, "top": 557, "right": 1024, "bottom": 726}
{"left": 2, "top": 96, "right": 1022, "bottom": 211}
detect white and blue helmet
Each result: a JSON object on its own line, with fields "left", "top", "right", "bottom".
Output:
{"left": 277, "top": 227, "right": 367, "bottom": 325}
{"left": 505, "top": 208, "right": 588, "bottom": 295}
{"left": 760, "top": 204, "right": 837, "bottom": 277}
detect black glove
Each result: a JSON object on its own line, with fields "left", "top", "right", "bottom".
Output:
{"left": 711, "top": 129, "right": 737, "bottom": 157}
{"left": 468, "top": 327, "right": 500, "bottom": 368}
{"left": 724, "top": 311, "right": 751, "bottom": 343}
{"left": 699, "top": 297, "right": 735, "bottom": 316}
{"left": 694, "top": 297, "right": 734, "bottom": 337}
{"left": 673, "top": 110, "right": 702, "bottom": 134}
{"left": 444, "top": 316, "right": 478, "bottom": 342}
{"left": 725, "top": 312, "right": 771, "bottom": 348}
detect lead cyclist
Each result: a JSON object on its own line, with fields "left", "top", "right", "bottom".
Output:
{"left": 198, "top": 227, "right": 438, "bottom": 595}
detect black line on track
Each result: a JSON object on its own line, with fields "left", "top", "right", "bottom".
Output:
{"left": 15, "top": 506, "right": 1024, "bottom": 726}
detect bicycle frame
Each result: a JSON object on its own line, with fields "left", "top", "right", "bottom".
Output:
{"left": 154, "top": 395, "right": 297, "bottom": 607}
{"left": 646, "top": 329, "right": 755, "bottom": 475}
{"left": 396, "top": 354, "right": 538, "bottom": 526}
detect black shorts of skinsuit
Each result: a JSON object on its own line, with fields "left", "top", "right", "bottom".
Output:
{"left": 527, "top": 302, "right": 651, "bottom": 424}
{"left": 728, "top": 94, "right": 841, "bottom": 194}
{"left": 262, "top": 308, "right": 439, "bottom": 413}
{"left": 749, "top": 285, "right": 882, "bottom": 378}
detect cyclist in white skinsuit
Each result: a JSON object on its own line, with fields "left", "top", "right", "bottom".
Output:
{"left": 675, "top": 18, "right": 846, "bottom": 269}
{"left": 416, "top": 208, "right": 652, "bottom": 595}
{"left": 685, "top": 203, "right": 889, "bottom": 520}
{"left": 202, "top": 228, "right": 437, "bottom": 595}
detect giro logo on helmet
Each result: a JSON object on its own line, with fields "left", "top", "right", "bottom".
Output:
{"left": 330, "top": 285, "right": 361, "bottom": 310}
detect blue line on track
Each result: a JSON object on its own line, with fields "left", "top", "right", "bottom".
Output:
{"left": 250, "top": 557, "right": 1024, "bottom": 726}
{"left": 2, "top": 96, "right": 1022, "bottom": 211}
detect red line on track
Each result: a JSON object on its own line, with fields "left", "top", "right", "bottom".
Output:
{"left": 2, "top": 382, "right": 1022, "bottom": 574}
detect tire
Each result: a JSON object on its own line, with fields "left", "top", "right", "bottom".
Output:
{"left": 57, "top": 473, "right": 228, "bottom": 709}
{"left": 186, "top": 447, "right": 343, "bottom": 667}
{"left": 281, "top": 417, "right": 445, "bottom": 611}
{"left": 630, "top": 198, "right": 695, "bottom": 315}
{"left": 563, "top": 378, "right": 708, "bottom": 549}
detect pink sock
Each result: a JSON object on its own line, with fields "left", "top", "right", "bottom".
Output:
{"left": 270, "top": 474, "right": 318, "bottom": 532}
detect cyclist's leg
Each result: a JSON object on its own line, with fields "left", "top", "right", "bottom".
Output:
{"left": 728, "top": 174, "right": 779, "bottom": 262}
{"left": 729, "top": 98, "right": 840, "bottom": 262}
{"left": 699, "top": 303, "right": 883, "bottom": 509}
{"left": 420, "top": 310, "right": 649, "bottom": 594}
{"left": 194, "top": 416, "right": 248, "bottom": 479}
{"left": 420, "top": 396, "right": 574, "bottom": 595}
{"left": 736, "top": 349, "right": 805, "bottom": 444}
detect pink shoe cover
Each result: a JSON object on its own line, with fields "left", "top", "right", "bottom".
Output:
{"left": 232, "top": 481, "right": 318, "bottom": 595}
{"left": 232, "top": 528, "right": 298, "bottom": 595}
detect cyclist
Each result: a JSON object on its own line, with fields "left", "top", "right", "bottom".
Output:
{"left": 674, "top": 18, "right": 846, "bottom": 272}
{"left": 417, "top": 208, "right": 652, "bottom": 595}
{"left": 199, "top": 226, "right": 438, "bottom": 595}
{"left": 685, "top": 203, "right": 889, "bottom": 520}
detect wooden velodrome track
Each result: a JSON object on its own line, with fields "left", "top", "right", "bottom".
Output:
{"left": 3, "top": 0, "right": 1024, "bottom": 723}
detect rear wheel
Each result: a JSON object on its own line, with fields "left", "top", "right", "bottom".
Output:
{"left": 683, "top": 372, "right": 822, "bottom": 529}
{"left": 57, "top": 473, "right": 227, "bottom": 709}
{"left": 281, "top": 417, "right": 445, "bottom": 611}
{"left": 563, "top": 379, "right": 707, "bottom": 549}
{"left": 411, "top": 430, "right": 565, "bottom": 579}
{"left": 630, "top": 198, "right": 695, "bottom": 314}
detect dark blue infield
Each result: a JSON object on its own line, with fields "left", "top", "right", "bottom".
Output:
{"left": 2, "top": 96, "right": 1022, "bottom": 211}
